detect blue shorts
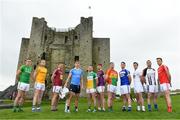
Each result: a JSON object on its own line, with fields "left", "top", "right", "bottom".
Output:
{"left": 69, "top": 84, "right": 80, "bottom": 94}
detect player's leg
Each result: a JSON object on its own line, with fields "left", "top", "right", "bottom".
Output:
{"left": 122, "top": 94, "right": 127, "bottom": 111}
{"left": 92, "top": 92, "right": 97, "bottom": 112}
{"left": 164, "top": 90, "right": 172, "bottom": 112}
{"left": 153, "top": 93, "right": 158, "bottom": 111}
{"left": 13, "top": 90, "right": 23, "bottom": 112}
{"left": 36, "top": 90, "right": 43, "bottom": 111}
{"left": 147, "top": 93, "right": 152, "bottom": 111}
{"left": 32, "top": 89, "right": 39, "bottom": 112}
{"left": 100, "top": 91, "right": 105, "bottom": 111}
{"left": 97, "top": 93, "right": 101, "bottom": 111}
{"left": 139, "top": 92, "right": 145, "bottom": 112}
{"left": 55, "top": 94, "right": 59, "bottom": 110}
{"left": 18, "top": 91, "right": 25, "bottom": 112}
{"left": 87, "top": 93, "right": 92, "bottom": 112}
{"left": 126, "top": 93, "right": 132, "bottom": 111}
{"left": 51, "top": 92, "right": 58, "bottom": 111}
{"left": 136, "top": 93, "right": 140, "bottom": 111}
{"left": 74, "top": 93, "right": 79, "bottom": 112}
{"left": 66, "top": 91, "right": 73, "bottom": 113}
{"left": 107, "top": 91, "right": 113, "bottom": 112}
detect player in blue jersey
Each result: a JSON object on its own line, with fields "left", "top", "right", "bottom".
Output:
{"left": 64, "top": 61, "right": 84, "bottom": 113}
{"left": 119, "top": 62, "right": 132, "bottom": 112}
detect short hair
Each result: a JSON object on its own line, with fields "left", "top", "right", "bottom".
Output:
{"left": 146, "top": 60, "right": 151, "bottom": 62}
{"left": 156, "top": 57, "right": 163, "bottom": 61}
{"left": 121, "top": 62, "right": 126, "bottom": 64}
{"left": 133, "top": 62, "right": 138, "bottom": 66}
{"left": 98, "top": 64, "right": 103, "bottom": 67}
{"left": 74, "top": 60, "right": 80, "bottom": 63}
{"left": 109, "top": 62, "right": 114, "bottom": 65}
{"left": 25, "top": 58, "right": 31, "bottom": 61}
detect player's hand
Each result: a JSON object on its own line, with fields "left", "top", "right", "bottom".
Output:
{"left": 64, "top": 82, "right": 67, "bottom": 88}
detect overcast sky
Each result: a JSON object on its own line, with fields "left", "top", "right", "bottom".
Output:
{"left": 0, "top": 0, "right": 180, "bottom": 91}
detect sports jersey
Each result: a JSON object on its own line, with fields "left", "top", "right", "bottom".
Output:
{"left": 97, "top": 70, "right": 105, "bottom": 86}
{"left": 70, "top": 68, "right": 83, "bottom": 85}
{"left": 133, "top": 69, "right": 142, "bottom": 85}
{"left": 119, "top": 69, "right": 130, "bottom": 86}
{"left": 36, "top": 66, "right": 47, "bottom": 84}
{"left": 158, "top": 65, "right": 170, "bottom": 84}
{"left": 19, "top": 65, "right": 32, "bottom": 84}
{"left": 106, "top": 69, "right": 118, "bottom": 86}
{"left": 86, "top": 71, "right": 98, "bottom": 89}
{"left": 52, "top": 68, "right": 63, "bottom": 86}
{"left": 142, "top": 68, "right": 157, "bottom": 85}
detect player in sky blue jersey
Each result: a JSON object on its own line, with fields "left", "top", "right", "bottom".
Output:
{"left": 119, "top": 62, "right": 132, "bottom": 112}
{"left": 64, "top": 61, "right": 84, "bottom": 113}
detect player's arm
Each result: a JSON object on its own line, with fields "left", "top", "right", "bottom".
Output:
{"left": 105, "top": 70, "right": 109, "bottom": 84}
{"left": 80, "top": 74, "right": 84, "bottom": 89}
{"left": 64, "top": 72, "right": 72, "bottom": 87}
{"left": 51, "top": 69, "right": 56, "bottom": 83}
{"left": 127, "top": 71, "right": 132, "bottom": 84}
{"left": 128, "top": 75, "right": 132, "bottom": 84}
{"left": 141, "top": 69, "right": 146, "bottom": 84}
{"left": 95, "top": 74, "right": 98, "bottom": 86}
{"left": 33, "top": 68, "right": 38, "bottom": 82}
{"left": 15, "top": 69, "right": 22, "bottom": 83}
{"left": 164, "top": 65, "right": 172, "bottom": 85}
{"left": 30, "top": 70, "right": 34, "bottom": 82}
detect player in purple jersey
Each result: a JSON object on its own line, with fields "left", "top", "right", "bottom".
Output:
{"left": 96, "top": 64, "right": 105, "bottom": 111}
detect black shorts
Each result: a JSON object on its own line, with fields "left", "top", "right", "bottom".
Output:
{"left": 69, "top": 84, "right": 80, "bottom": 94}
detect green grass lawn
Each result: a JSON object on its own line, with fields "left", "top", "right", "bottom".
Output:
{"left": 0, "top": 95, "right": 180, "bottom": 119}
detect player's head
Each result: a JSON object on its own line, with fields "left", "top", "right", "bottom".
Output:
{"left": 109, "top": 62, "right": 114, "bottom": 69}
{"left": 25, "top": 58, "right": 32, "bottom": 66}
{"left": 87, "top": 65, "right": 93, "bottom": 72}
{"left": 146, "top": 60, "right": 152, "bottom": 68}
{"left": 97, "top": 64, "right": 102, "bottom": 70}
{"left": 133, "top": 62, "right": 138, "bottom": 69}
{"left": 57, "top": 63, "right": 64, "bottom": 69}
{"left": 121, "top": 62, "right": 126, "bottom": 69}
{"left": 40, "top": 59, "right": 46, "bottom": 66}
{"left": 74, "top": 60, "right": 80, "bottom": 68}
{"left": 156, "top": 57, "right": 163, "bottom": 66}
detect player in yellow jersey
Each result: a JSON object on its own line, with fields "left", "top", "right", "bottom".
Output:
{"left": 32, "top": 60, "right": 47, "bottom": 112}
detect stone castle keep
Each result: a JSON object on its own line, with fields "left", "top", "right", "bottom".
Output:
{"left": 17, "top": 17, "right": 110, "bottom": 98}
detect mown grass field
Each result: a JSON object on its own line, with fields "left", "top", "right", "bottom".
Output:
{"left": 0, "top": 95, "right": 180, "bottom": 119}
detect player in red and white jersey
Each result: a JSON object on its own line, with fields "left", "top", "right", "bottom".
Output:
{"left": 156, "top": 58, "right": 172, "bottom": 113}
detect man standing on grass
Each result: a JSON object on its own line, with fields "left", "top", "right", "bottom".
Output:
{"left": 133, "top": 62, "right": 145, "bottom": 112}
{"left": 32, "top": 59, "right": 47, "bottom": 112}
{"left": 119, "top": 62, "right": 132, "bottom": 112}
{"left": 105, "top": 62, "right": 118, "bottom": 112}
{"left": 50, "top": 63, "right": 64, "bottom": 111}
{"left": 142, "top": 60, "right": 158, "bottom": 111}
{"left": 96, "top": 64, "right": 106, "bottom": 112}
{"left": 64, "top": 60, "right": 83, "bottom": 113}
{"left": 86, "top": 65, "right": 98, "bottom": 112}
{"left": 156, "top": 58, "right": 172, "bottom": 112}
{"left": 13, "top": 58, "right": 33, "bottom": 112}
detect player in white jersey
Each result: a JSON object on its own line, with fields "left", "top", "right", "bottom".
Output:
{"left": 142, "top": 60, "right": 158, "bottom": 111}
{"left": 133, "top": 62, "right": 145, "bottom": 112}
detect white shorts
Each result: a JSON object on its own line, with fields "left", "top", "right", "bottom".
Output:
{"left": 17, "top": 82, "right": 30, "bottom": 92}
{"left": 120, "top": 85, "right": 131, "bottom": 95}
{"left": 96, "top": 86, "right": 105, "bottom": 93}
{"left": 86, "top": 88, "right": 96, "bottom": 94}
{"left": 53, "top": 86, "right": 62, "bottom": 93}
{"left": 160, "top": 83, "right": 170, "bottom": 92}
{"left": 134, "top": 84, "right": 144, "bottom": 93}
{"left": 107, "top": 84, "right": 117, "bottom": 93}
{"left": 146, "top": 85, "right": 158, "bottom": 93}
{"left": 34, "top": 82, "right": 45, "bottom": 91}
